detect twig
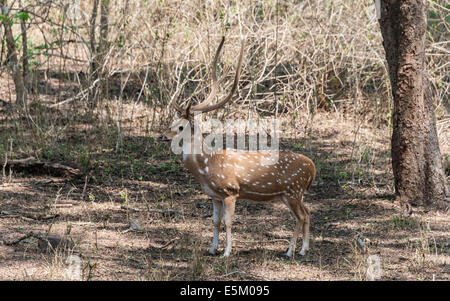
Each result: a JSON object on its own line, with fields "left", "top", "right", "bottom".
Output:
{"left": 222, "top": 270, "right": 246, "bottom": 278}
{"left": 3, "top": 232, "right": 37, "bottom": 246}
{"left": 120, "top": 205, "right": 142, "bottom": 212}
{"left": 120, "top": 206, "right": 184, "bottom": 215}
{"left": 236, "top": 238, "right": 290, "bottom": 244}
{"left": 1, "top": 210, "right": 60, "bottom": 221}
{"left": 157, "top": 238, "right": 178, "bottom": 249}
{"left": 21, "top": 213, "right": 60, "bottom": 221}
{"left": 81, "top": 175, "right": 89, "bottom": 201}
{"left": 50, "top": 203, "right": 74, "bottom": 208}
{"left": 49, "top": 79, "right": 100, "bottom": 108}
{"left": 149, "top": 208, "right": 184, "bottom": 215}
{"left": 0, "top": 211, "right": 20, "bottom": 218}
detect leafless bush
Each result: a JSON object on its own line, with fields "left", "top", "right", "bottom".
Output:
{"left": 0, "top": 0, "right": 448, "bottom": 145}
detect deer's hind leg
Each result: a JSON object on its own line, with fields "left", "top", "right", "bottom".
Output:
{"left": 223, "top": 195, "right": 237, "bottom": 257}
{"left": 299, "top": 201, "right": 310, "bottom": 256}
{"left": 282, "top": 195, "right": 306, "bottom": 258}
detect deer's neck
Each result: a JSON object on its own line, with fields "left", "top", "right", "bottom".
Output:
{"left": 182, "top": 136, "right": 213, "bottom": 178}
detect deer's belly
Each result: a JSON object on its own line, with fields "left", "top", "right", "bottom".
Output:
{"left": 237, "top": 190, "right": 284, "bottom": 202}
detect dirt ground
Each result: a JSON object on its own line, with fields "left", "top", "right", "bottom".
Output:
{"left": 0, "top": 100, "right": 448, "bottom": 281}
{"left": 0, "top": 0, "right": 448, "bottom": 282}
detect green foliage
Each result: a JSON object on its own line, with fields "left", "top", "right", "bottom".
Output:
{"left": 388, "top": 216, "right": 420, "bottom": 231}
{"left": 0, "top": 13, "right": 13, "bottom": 26}
{"left": 13, "top": 11, "right": 29, "bottom": 22}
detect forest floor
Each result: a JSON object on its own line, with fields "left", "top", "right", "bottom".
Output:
{"left": 0, "top": 89, "right": 449, "bottom": 281}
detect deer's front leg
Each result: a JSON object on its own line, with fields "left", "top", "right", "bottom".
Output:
{"left": 223, "top": 195, "right": 237, "bottom": 257}
{"left": 209, "top": 199, "right": 223, "bottom": 255}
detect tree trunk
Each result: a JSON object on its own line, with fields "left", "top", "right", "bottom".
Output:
{"left": 89, "top": 0, "right": 100, "bottom": 76}
{"left": 378, "top": 0, "right": 447, "bottom": 206}
{"left": 97, "top": 0, "right": 110, "bottom": 100}
{"left": 20, "top": 8, "right": 31, "bottom": 91}
{"left": 88, "top": 0, "right": 110, "bottom": 107}
{"left": 1, "top": 0, "right": 27, "bottom": 107}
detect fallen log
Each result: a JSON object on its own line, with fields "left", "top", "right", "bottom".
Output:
{"left": 1, "top": 157, "right": 83, "bottom": 178}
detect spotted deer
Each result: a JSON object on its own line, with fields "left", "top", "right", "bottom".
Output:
{"left": 160, "top": 37, "right": 316, "bottom": 257}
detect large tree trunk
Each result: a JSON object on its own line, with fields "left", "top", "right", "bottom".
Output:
{"left": 378, "top": 0, "right": 447, "bottom": 206}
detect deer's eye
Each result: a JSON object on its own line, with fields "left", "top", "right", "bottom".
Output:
{"left": 178, "top": 126, "right": 184, "bottom": 131}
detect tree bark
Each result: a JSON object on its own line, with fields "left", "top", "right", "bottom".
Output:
{"left": 88, "top": 0, "right": 110, "bottom": 107}
{"left": 378, "top": 0, "right": 447, "bottom": 206}
{"left": 89, "top": 0, "right": 100, "bottom": 76}
{"left": 1, "top": 1, "right": 27, "bottom": 107}
{"left": 97, "top": 0, "right": 110, "bottom": 100}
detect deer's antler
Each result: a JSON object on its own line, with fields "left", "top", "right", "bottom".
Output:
{"left": 170, "top": 37, "right": 245, "bottom": 115}
{"left": 192, "top": 37, "right": 245, "bottom": 113}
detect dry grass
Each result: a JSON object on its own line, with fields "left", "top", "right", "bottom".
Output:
{"left": 0, "top": 0, "right": 449, "bottom": 281}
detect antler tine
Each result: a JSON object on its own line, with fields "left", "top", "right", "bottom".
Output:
{"left": 193, "top": 38, "right": 245, "bottom": 114}
{"left": 211, "top": 36, "right": 226, "bottom": 83}
{"left": 190, "top": 36, "right": 226, "bottom": 112}
{"left": 170, "top": 81, "right": 187, "bottom": 113}
{"left": 170, "top": 93, "right": 184, "bottom": 113}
